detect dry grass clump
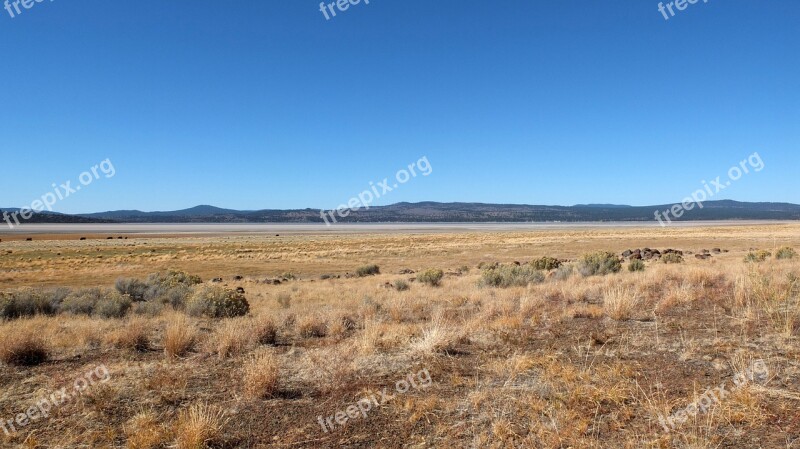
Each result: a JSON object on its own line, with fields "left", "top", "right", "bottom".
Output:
{"left": 173, "top": 403, "right": 227, "bottom": 449}
{"left": 254, "top": 316, "right": 278, "bottom": 345}
{"left": 242, "top": 350, "right": 280, "bottom": 399}
{"left": 603, "top": 286, "right": 641, "bottom": 320}
{"left": 108, "top": 317, "right": 151, "bottom": 351}
{"left": 0, "top": 328, "right": 49, "bottom": 366}
{"left": 209, "top": 318, "right": 254, "bottom": 359}
{"left": 328, "top": 313, "right": 358, "bottom": 339}
{"left": 411, "top": 313, "right": 453, "bottom": 356}
{"left": 297, "top": 314, "right": 328, "bottom": 338}
{"left": 164, "top": 314, "right": 198, "bottom": 358}
{"left": 124, "top": 411, "right": 168, "bottom": 449}
{"left": 356, "top": 264, "right": 380, "bottom": 277}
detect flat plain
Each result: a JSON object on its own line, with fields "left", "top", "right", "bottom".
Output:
{"left": 0, "top": 223, "right": 799, "bottom": 448}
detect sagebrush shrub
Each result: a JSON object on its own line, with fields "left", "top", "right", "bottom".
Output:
{"left": 531, "top": 256, "right": 561, "bottom": 271}
{"left": 61, "top": 288, "right": 130, "bottom": 318}
{"left": 776, "top": 247, "right": 797, "bottom": 260}
{"left": 628, "top": 259, "right": 646, "bottom": 272}
{"left": 553, "top": 264, "right": 574, "bottom": 281}
{"left": 0, "top": 288, "right": 68, "bottom": 319}
{"left": 417, "top": 269, "right": 444, "bottom": 287}
{"left": 115, "top": 278, "right": 148, "bottom": 301}
{"left": 577, "top": 251, "right": 621, "bottom": 276}
{"left": 745, "top": 250, "right": 772, "bottom": 263}
{"left": 393, "top": 280, "right": 410, "bottom": 291}
{"left": 186, "top": 286, "right": 250, "bottom": 318}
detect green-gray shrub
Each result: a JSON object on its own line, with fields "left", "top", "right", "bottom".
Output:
{"left": 480, "top": 265, "right": 545, "bottom": 288}
{"left": 776, "top": 247, "right": 797, "bottom": 260}
{"left": 0, "top": 288, "right": 69, "bottom": 319}
{"left": 577, "top": 251, "right": 621, "bottom": 276}
{"left": 628, "top": 259, "right": 646, "bottom": 272}
{"left": 94, "top": 294, "right": 132, "bottom": 318}
{"left": 60, "top": 288, "right": 130, "bottom": 318}
{"left": 417, "top": 269, "right": 444, "bottom": 287}
{"left": 393, "top": 280, "right": 410, "bottom": 291}
{"left": 115, "top": 278, "right": 148, "bottom": 301}
{"left": 745, "top": 250, "right": 771, "bottom": 263}
{"left": 553, "top": 264, "right": 574, "bottom": 281}
{"left": 186, "top": 286, "right": 250, "bottom": 318}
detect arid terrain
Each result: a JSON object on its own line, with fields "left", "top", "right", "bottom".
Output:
{"left": 1, "top": 223, "right": 799, "bottom": 448}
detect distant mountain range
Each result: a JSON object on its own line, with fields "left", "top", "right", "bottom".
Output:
{"left": 3, "top": 200, "right": 800, "bottom": 224}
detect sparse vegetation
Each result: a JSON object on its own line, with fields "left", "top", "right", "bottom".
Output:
{"left": 661, "top": 253, "right": 684, "bottom": 264}
{"left": 479, "top": 264, "right": 545, "bottom": 287}
{"left": 61, "top": 288, "right": 132, "bottom": 318}
{"left": 417, "top": 268, "right": 444, "bottom": 286}
{"left": 2, "top": 226, "right": 800, "bottom": 448}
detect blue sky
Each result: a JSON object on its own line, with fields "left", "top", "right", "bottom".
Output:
{"left": 1, "top": 0, "right": 797, "bottom": 213}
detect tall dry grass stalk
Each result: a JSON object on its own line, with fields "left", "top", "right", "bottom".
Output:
{"left": 164, "top": 314, "right": 197, "bottom": 358}
{"left": 242, "top": 349, "right": 280, "bottom": 399}
{"left": 603, "top": 286, "right": 640, "bottom": 320}
{"left": 173, "top": 403, "right": 226, "bottom": 449}
{"left": 209, "top": 318, "right": 254, "bottom": 359}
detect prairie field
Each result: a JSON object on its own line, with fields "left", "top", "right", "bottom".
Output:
{"left": 1, "top": 223, "right": 799, "bottom": 448}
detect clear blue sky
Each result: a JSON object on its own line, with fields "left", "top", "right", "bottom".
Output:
{"left": 1, "top": 0, "right": 797, "bottom": 213}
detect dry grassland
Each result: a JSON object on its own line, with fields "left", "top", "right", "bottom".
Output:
{"left": 0, "top": 224, "right": 799, "bottom": 448}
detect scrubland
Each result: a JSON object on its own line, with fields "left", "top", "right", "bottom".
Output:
{"left": 0, "top": 224, "right": 799, "bottom": 448}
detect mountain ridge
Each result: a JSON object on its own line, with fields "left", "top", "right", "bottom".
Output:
{"left": 4, "top": 200, "right": 800, "bottom": 224}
